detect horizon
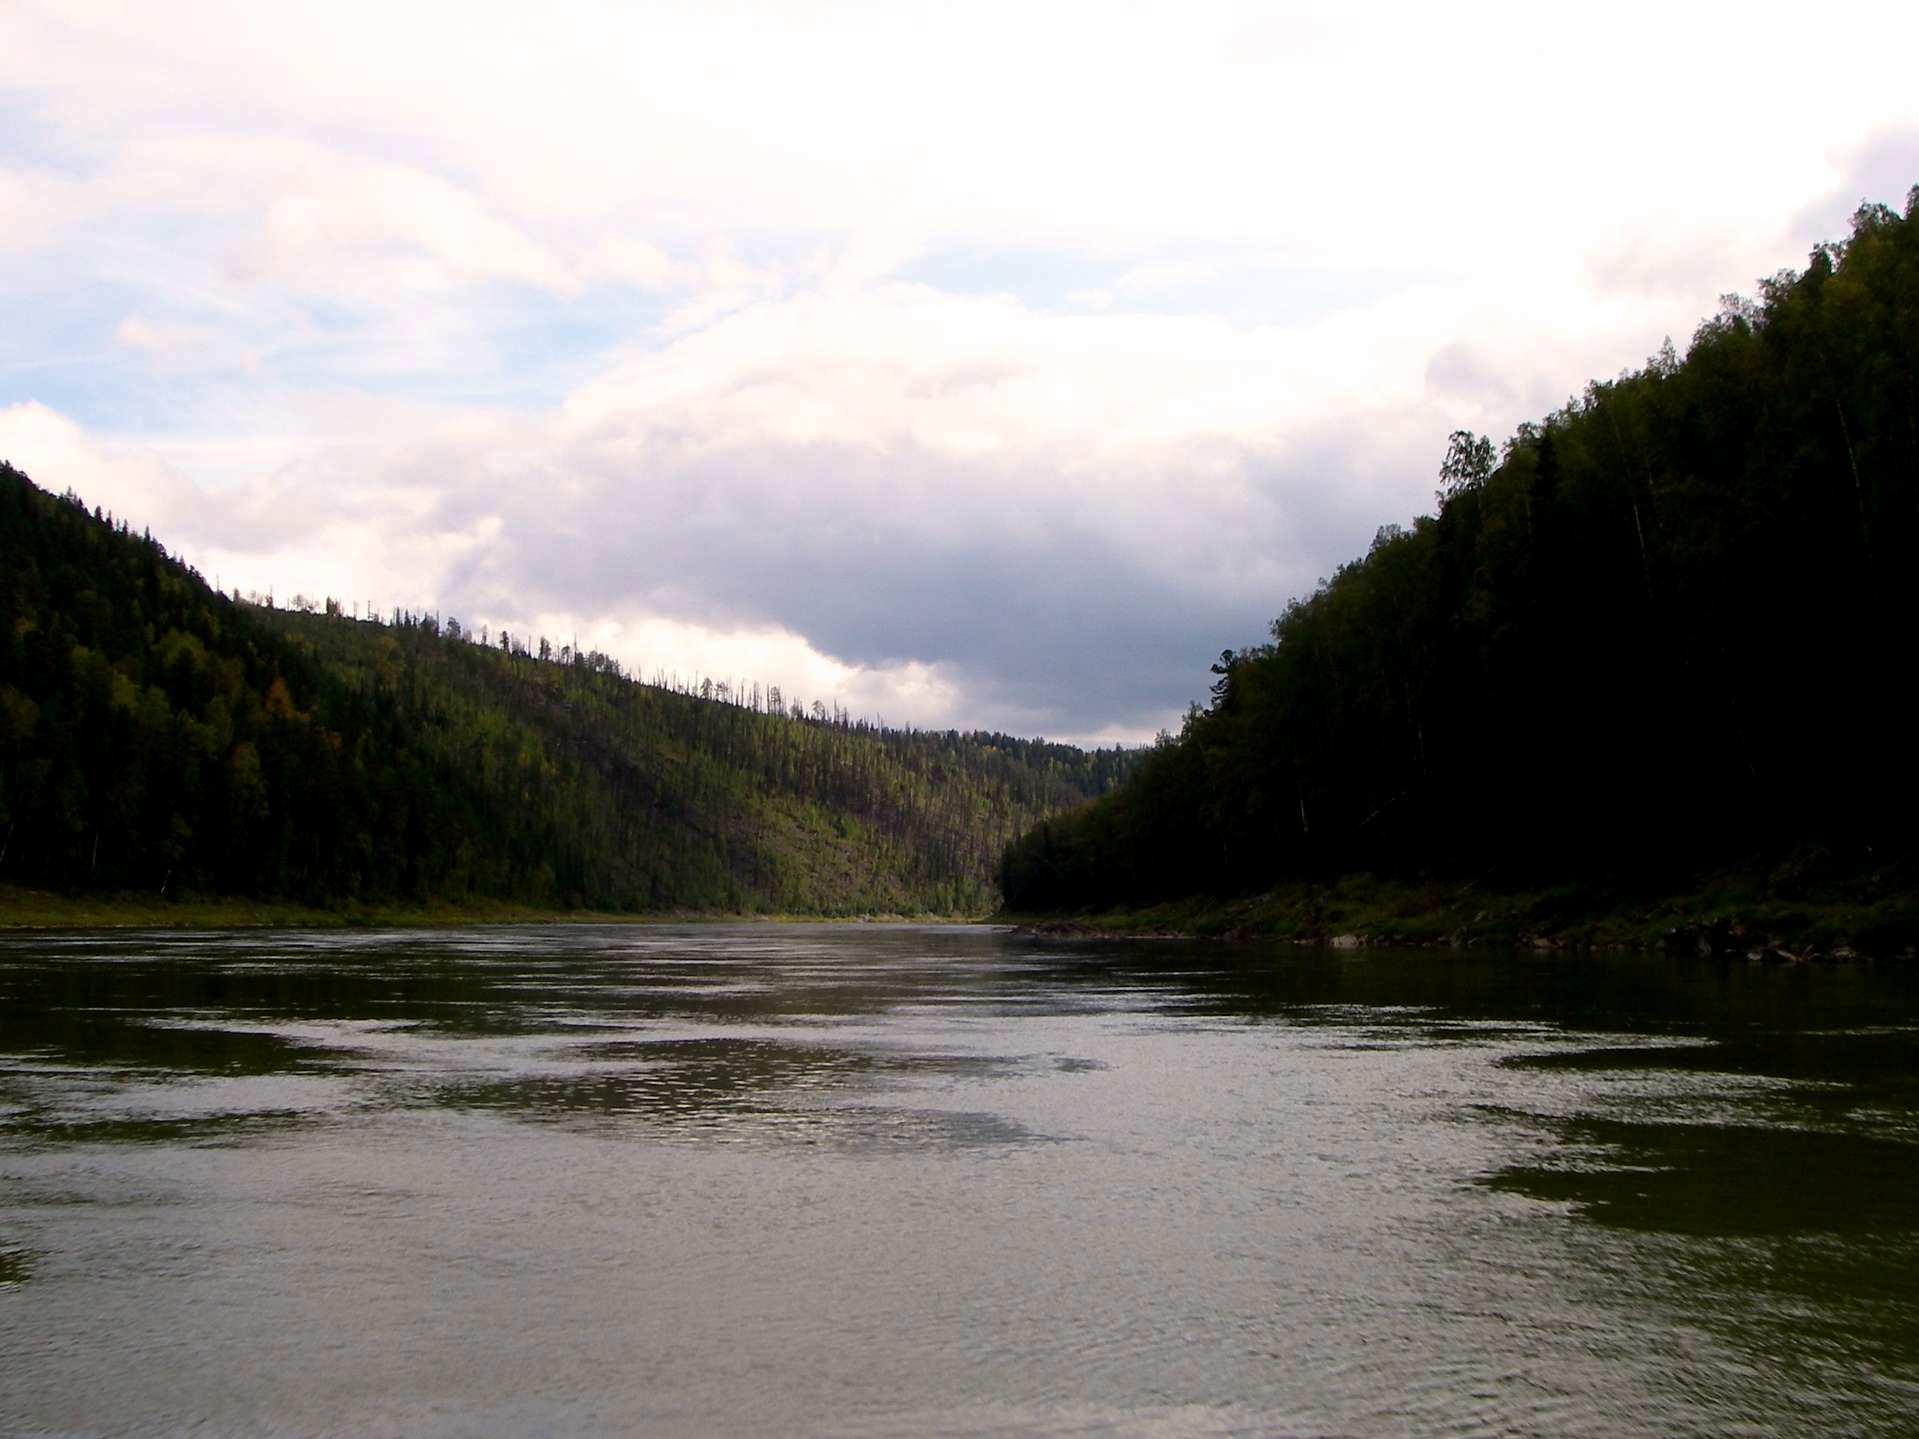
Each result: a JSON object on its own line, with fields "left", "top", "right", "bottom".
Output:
{"left": 3, "top": 1, "right": 1916, "bottom": 745}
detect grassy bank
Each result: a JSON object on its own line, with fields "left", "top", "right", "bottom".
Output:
{"left": 1003, "top": 862, "right": 1919, "bottom": 960}
{"left": 0, "top": 885, "right": 984, "bottom": 932}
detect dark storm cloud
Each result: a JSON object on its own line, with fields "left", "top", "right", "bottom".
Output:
{"left": 408, "top": 426, "right": 1408, "bottom": 741}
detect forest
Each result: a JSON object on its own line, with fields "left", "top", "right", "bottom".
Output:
{"left": 0, "top": 466, "right": 1131, "bottom": 915}
{"left": 1000, "top": 190, "right": 1919, "bottom": 941}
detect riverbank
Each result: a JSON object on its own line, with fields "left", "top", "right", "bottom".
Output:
{"left": 12, "top": 870, "right": 1913, "bottom": 958}
{"left": 1003, "top": 864, "right": 1919, "bottom": 961}
{"left": 0, "top": 884, "right": 982, "bottom": 931}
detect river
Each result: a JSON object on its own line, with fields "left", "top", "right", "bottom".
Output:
{"left": 2, "top": 924, "right": 1916, "bottom": 1436}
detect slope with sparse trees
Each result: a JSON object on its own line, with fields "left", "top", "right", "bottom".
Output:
{"left": 0, "top": 465, "right": 1132, "bottom": 915}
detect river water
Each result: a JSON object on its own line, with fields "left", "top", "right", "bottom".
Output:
{"left": 2, "top": 925, "right": 1916, "bottom": 1436}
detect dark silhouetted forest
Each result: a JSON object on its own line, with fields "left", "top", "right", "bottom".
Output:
{"left": 0, "top": 466, "right": 1131, "bottom": 913}
{"left": 1002, "top": 190, "right": 1919, "bottom": 915}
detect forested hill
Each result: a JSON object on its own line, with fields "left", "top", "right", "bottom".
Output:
{"left": 0, "top": 464, "right": 1132, "bottom": 914}
{"left": 1002, "top": 191, "right": 1919, "bottom": 921}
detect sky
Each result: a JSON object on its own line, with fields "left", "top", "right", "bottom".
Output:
{"left": 2, "top": 2, "right": 1916, "bottom": 745}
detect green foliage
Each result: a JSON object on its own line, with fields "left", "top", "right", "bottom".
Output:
{"left": 0, "top": 469, "right": 1132, "bottom": 913}
{"left": 1003, "top": 189, "right": 1919, "bottom": 913}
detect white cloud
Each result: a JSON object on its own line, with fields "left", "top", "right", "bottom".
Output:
{"left": 0, "top": 166, "right": 87, "bottom": 254}
{"left": 516, "top": 610, "right": 970, "bottom": 731}
{"left": 114, "top": 313, "right": 258, "bottom": 374}
{"left": 582, "top": 236, "right": 693, "bottom": 292}
{"left": 11, "top": 1, "right": 1914, "bottom": 266}
{"left": 112, "top": 316, "right": 167, "bottom": 354}
{"left": 0, "top": 404, "right": 194, "bottom": 521}
{"left": 254, "top": 156, "right": 572, "bottom": 295}
{"left": 1113, "top": 261, "right": 1218, "bottom": 295}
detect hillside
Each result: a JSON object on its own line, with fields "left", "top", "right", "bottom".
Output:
{"left": 0, "top": 465, "right": 1131, "bottom": 915}
{"left": 1000, "top": 190, "right": 1919, "bottom": 950}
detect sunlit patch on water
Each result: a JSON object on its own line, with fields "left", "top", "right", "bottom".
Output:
{"left": 4, "top": 1111, "right": 318, "bottom": 1147}
{"left": 0, "top": 1065, "right": 360, "bottom": 1148}
{"left": 755, "top": 1104, "right": 1043, "bottom": 1156}
{"left": 438, "top": 1035, "right": 1044, "bottom": 1152}
{"left": 829, "top": 1398, "right": 1301, "bottom": 1438}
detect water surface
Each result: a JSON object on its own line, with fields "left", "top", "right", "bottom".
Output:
{"left": 2, "top": 925, "right": 1916, "bottom": 1436}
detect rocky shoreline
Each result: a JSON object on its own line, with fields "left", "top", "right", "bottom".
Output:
{"left": 1008, "top": 905, "right": 1910, "bottom": 962}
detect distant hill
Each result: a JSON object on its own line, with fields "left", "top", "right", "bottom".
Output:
{"left": 0, "top": 464, "right": 1132, "bottom": 914}
{"left": 1002, "top": 190, "right": 1919, "bottom": 936}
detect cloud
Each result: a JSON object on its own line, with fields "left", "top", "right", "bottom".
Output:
{"left": 113, "top": 313, "right": 260, "bottom": 375}
{"left": 1424, "top": 342, "right": 1514, "bottom": 409}
{"left": 1114, "top": 261, "right": 1220, "bottom": 295}
{"left": 250, "top": 153, "right": 572, "bottom": 296}
{"left": 1585, "top": 230, "right": 1747, "bottom": 308}
{"left": 0, "top": 401, "right": 201, "bottom": 530}
{"left": 0, "top": 165, "right": 88, "bottom": 255}
{"left": 1793, "top": 127, "right": 1919, "bottom": 245}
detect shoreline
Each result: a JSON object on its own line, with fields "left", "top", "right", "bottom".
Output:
{"left": 999, "top": 869, "right": 1917, "bottom": 963}
{"left": 8, "top": 872, "right": 1913, "bottom": 962}
{"left": 1004, "top": 918, "right": 1864, "bottom": 961}
{"left": 0, "top": 885, "right": 987, "bottom": 933}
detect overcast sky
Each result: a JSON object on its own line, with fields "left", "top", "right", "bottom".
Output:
{"left": 3, "top": 2, "right": 1915, "bottom": 743}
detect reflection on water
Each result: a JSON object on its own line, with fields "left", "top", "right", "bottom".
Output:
{"left": 0, "top": 1244, "right": 32, "bottom": 1287}
{"left": 1488, "top": 1113, "right": 1919, "bottom": 1234}
{"left": 2, "top": 924, "right": 1918, "bottom": 1436}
